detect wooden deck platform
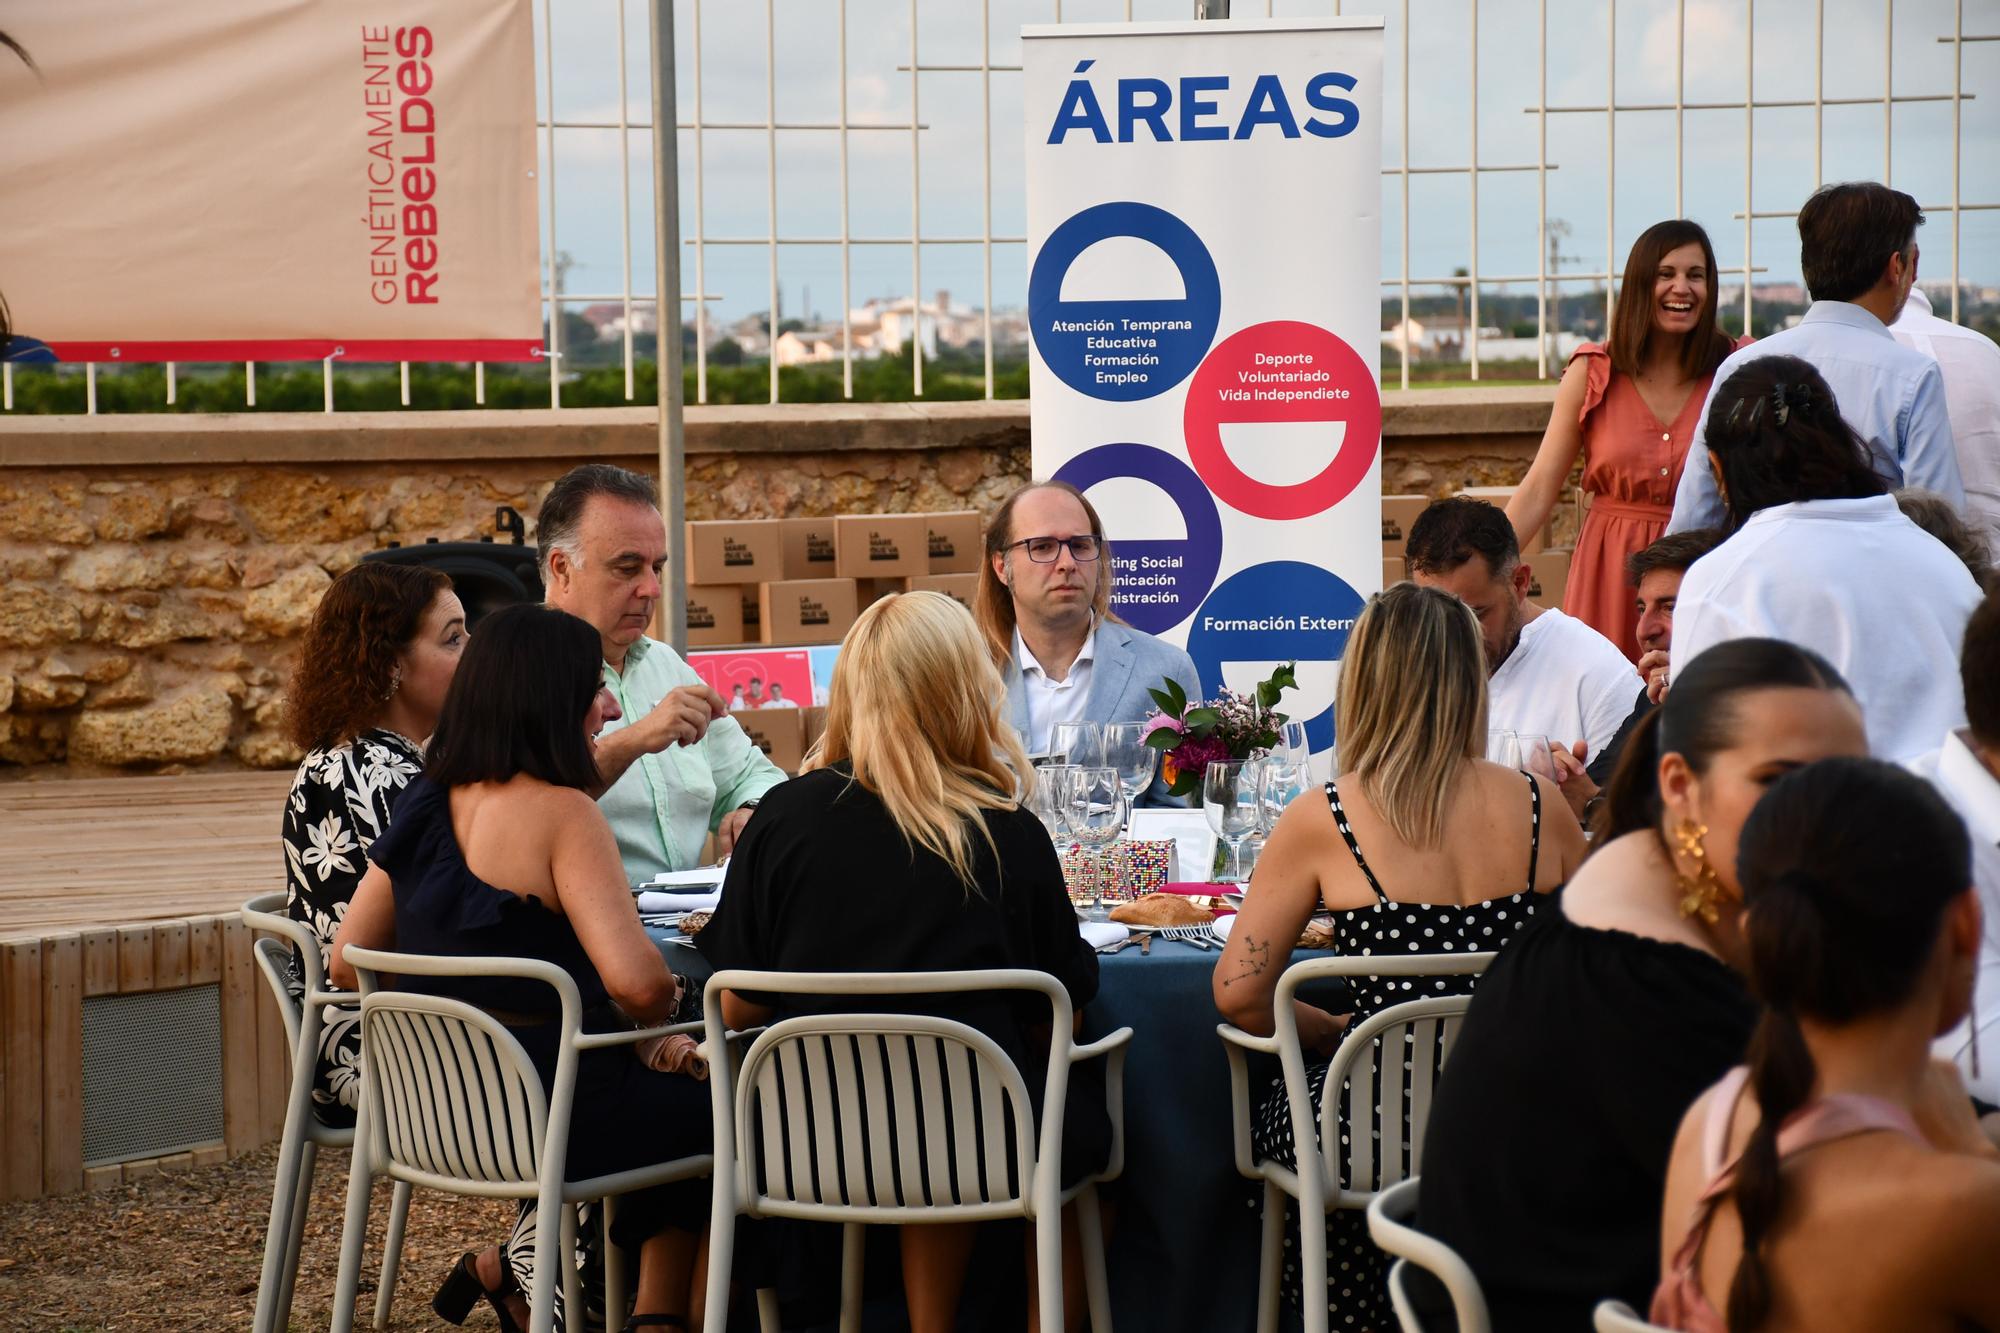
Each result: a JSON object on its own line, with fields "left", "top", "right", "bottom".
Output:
{"left": 0, "top": 772, "right": 291, "bottom": 938}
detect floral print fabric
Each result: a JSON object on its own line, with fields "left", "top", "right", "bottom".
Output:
{"left": 280, "top": 729, "right": 422, "bottom": 1126}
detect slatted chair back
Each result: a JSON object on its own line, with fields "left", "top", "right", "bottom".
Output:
{"left": 705, "top": 969, "right": 1074, "bottom": 1224}
{"left": 1367, "top": 1177, "right": 1491, "bottom": 1333}
{"left": 241, "top": 894, "right": 318, "bottom": 1056}
{"left": 343, "top": 946, "right": 577, "bottom": 1198}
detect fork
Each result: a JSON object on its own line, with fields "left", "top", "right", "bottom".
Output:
{"left": 1160, "top": 925, "right": 1222, "bottom": 950}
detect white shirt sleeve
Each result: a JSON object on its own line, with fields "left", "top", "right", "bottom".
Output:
{"left": 1667, "top": 374, "right": 1731, "bottom": 534}
{"left": 1901, "top": 363, "right": 1967, "bottom": 507}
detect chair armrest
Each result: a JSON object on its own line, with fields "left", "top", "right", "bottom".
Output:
{"left": 576, "top": 1020, "right": 704, "bottom": 1052}
{"left": 1217, "top": 1022, "right": 1278, "bottom": 1180}
{"left": 1070, "top": 1026, "right": 1134, "bottom": 1064}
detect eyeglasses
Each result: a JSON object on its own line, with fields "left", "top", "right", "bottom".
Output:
{"left": 1006, "top": 535, "right": 1102, "bottom": 563}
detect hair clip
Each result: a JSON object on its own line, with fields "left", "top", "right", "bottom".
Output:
{"left": 1769, "top": 383, "right": 1792, "bottom": 429}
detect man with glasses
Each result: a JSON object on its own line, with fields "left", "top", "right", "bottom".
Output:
{"left": 974, "top": 481, "right": 1200, "bottom": 805}
{"left": 1669, "top": 180, "right": 1964, "bottom": 533}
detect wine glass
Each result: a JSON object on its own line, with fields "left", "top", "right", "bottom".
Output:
{"left": 1027, "top": 763, "right": 1077, "bottom": 845}
{"left": 1485, "top": 729, "right": 1522, "bottom": 767}
{"left": 1278, "top": 718, "right": 1311, "bottom": 761}
{"left": 1051, "top": 720, "right": 1104, "bottom": 768}
{"left": 1257, "top": 755, "right": 1310, "bottom": 835}
{"left": 1064, "top": 766, "right": 1128, "bottom": 919}
{"left": 1102, "top": 722, "right": 1157, "bottom": 805}
{"left": 1203, "top": 761, "right": 1261, "bottom": 884}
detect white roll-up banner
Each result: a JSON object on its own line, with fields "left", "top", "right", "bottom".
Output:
{"left": 1024, "top": 18, "right": 1384, "bottom": 758}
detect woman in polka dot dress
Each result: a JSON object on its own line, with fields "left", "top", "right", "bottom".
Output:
{"left": 1214, "top": 583, "right": 1587, "bottom": 1329}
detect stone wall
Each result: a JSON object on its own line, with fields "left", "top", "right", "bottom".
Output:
{"left": 0, "top": 390, "right": 1555, "bottom": 777}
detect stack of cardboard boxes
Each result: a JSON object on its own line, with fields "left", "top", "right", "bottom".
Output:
{"left": 1381, "top": 487, "right": 1576, "bottom": 609}
{"left": 683, "top": 511, "right": 985, "bottom": 649}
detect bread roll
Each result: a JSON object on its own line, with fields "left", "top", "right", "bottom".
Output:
{"left": 1109, "top": 893, "right": 1215, "bottom": 928}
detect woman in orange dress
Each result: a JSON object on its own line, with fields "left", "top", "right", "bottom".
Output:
{"left": 1505, "top": 220, "right": 1745, "bottom": 661}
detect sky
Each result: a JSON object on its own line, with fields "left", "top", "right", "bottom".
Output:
{"left": 534, "top": 0, "right": 2000, "bottom": 327}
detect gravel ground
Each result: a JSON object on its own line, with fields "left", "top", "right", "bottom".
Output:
{"left": 0, "top": 1143, "right": 522, "bottom": 1332}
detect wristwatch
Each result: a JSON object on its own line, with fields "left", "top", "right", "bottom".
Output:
{"left": 1581, "top": 793, "right": 1606, "bottom": 824}
{"left": 737, "top": 798, "right": 761, "bottom": 811}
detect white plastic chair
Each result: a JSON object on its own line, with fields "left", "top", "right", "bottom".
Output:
{"left": 1594, "top": 1299, "right": 1675, "bottom": 1331}
{"left": 698, "top": 968, "right": 1133, "bottom": 1333}
{"left": 1218, "top": 952, "right": 1495, "bottom": 1333}
{"left": 240, "top": 893, "right": 411, "bottom": 1333}
{"left": 328, "top": 945, "right": 713, "bottom": 1333}
{"left": 1367, "top": 1176, "right": 1490, "bottom": 1333}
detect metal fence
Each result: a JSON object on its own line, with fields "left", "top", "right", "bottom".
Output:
{"left": 8, "top": 0, "right": 1995, "bottom": 413}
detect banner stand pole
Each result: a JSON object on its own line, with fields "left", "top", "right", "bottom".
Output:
{"left": 651, "top": 0, "right": 689, "bottom": 654}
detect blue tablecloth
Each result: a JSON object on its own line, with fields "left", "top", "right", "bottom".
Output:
{"left": 653, "top": 925, "right": 1335, "bottom": 1333}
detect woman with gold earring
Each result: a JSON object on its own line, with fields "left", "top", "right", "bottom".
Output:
{"left": 1412, "top": 637, "right": 1868, "bottom": 1330}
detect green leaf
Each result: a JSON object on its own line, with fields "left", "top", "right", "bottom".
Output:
{"left": 1166, "top": 676, "right": 1189, "bottom": 714}
{"left": 1256, "top": 680, "right": 1281, "bottom": 710}
{"left": 1168, "top": 772, "right": 1200, "bottom": 798}
{"left": 1183, "top": 707, "right": 1222, "bottom": 729}
{"left": 1147, "top": 686, "right": 1180, "bottom": 716}
{"left": 1271, "top": 662, "right": 1298, "bottom": 691}
{"left": 1144, "top": 730, "right": 1182, "bottom": 751}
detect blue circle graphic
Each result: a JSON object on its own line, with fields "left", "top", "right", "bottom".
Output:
{"left": 1184, "top": 562, "right": 1367, "bottom": 754}
{"left": 1028, "top": 202, "right": 1221, "bottom": 401}
{"left": 1053, "top": 443, "right": 1223, "bottom": 634}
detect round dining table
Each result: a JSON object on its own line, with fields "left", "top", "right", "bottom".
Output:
{"left": 652, "top": 921, "right": 1337, "bottom": 1333}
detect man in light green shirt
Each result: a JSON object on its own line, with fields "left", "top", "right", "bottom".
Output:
{"left": 539, "top": 464, "right": 785, "bottom": 880}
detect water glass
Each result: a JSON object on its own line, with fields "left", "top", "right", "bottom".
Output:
{"left": 1063, "top": 766, "right": 1127, "bottom": 846}
{"left": 1051, "top": 720, "right": 1104, "bottom": 768}
{"left": 1101, "top": 721, "right": 1157, "bottom": 802}
{"left": 1278, "top": 718, "right": 1311, "bottom": 761}
{"left": 1257, "top": 756, "right": 1310, "bottom": 834}
{"left": 1027, "top": 763, "right": 1077, "bottom": 844}
{"left": 1202, "top": 761, "right": 1261, "bottom": 883}
{"left": 1512, "top": 733, "right": 1561, "bottom": 782}
{"left": 1485, "top": 729, "right": 1522, "bottom": 767}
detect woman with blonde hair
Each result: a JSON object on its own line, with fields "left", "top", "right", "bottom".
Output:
{"left": 698, "top": 591, "right": 1108, "bottom": 1333}
{"left": 1212, "top": 581, "right": 1585, "bottom": 1328}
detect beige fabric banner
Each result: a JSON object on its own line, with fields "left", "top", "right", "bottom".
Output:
{"left": 0, "top": 0, "right": 543, "bottom": 362}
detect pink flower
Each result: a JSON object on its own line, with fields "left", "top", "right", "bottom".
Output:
{"left": 1142, "top": 711, "right": 1185, "bottom": 741}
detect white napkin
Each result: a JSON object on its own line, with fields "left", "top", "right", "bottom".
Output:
{"left": 646, "top": 866, "right": 726, "bottom": 889}
{"left": 637, "top": 889, "right": 722, "bottom": 913}
{"left": 1079, "top": 921, "right": 1129, "bottom": 950}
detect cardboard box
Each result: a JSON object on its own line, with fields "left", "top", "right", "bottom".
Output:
{"left": 779, "top": 516, "right": 841, "bottom": 581}
{"left": 759, "top": 578, "right": 860, "bottom": 645}
{"left": 1455, "top": 485, "right": 1546, "bottom": 555}
{"left": 855, "top": 577, "right": 908, "bottom": 608}
{"left": 685, "top": 519, "right": 783, "bottom": 584}
{"left": 730, "top": 707, "right": 806, "bottom": 774}
{"left": 835, "top": 514, "right": 931, "bottom": 579}
{"left": 684, "top": 584, "right": 746, "bottom": 647}
{"left": 1525, "top": 547, "right": 1572, "bottom": 609}
{"left": 925, "top": 511, "right": 984, "bottom": 575}
{"left": 905, "top": 572, "right": 980, "bottom": 612}
{"left": 739, "top": 585, "right": 760, "bottom": 637}
{"left": 1381, "top": 495, "right": 1431, "bottom": 556}
{"left": 1382, "top": 556, "right": 1407, "bottom": 589}
{"left": 801, "top": 705, "right": 828, "bottom": 753}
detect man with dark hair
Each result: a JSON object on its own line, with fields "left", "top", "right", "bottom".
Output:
{"left": 1406, "top": 497, "right": 1634, "bottom": 766}
{"left": 538, "top": 463, "right": 783, "bottom": 879}
{"left": 1909, "top": 588, "right": 2000, "bottom": 1101}
{"left": 1581, "top": 528, "right": 1724, "bottom": 791}
{"left": 1669, "top": 181, "right": 1963, "bottom": 532}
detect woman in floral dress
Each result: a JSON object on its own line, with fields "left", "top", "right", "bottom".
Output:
{"left": 280, "top": 563, "right": 464, "bottom": 1125}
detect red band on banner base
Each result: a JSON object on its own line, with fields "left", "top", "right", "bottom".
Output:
{"left": 39, "top": 339, "right": 547, "bottom": 364}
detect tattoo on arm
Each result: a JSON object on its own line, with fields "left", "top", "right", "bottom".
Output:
{"left": 1222, "top": 935, "right": 1272, "bottom": 988}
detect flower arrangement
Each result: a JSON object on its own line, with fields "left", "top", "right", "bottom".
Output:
{"left": 1142, "top": 663, "right": 1298, "bottom": 799}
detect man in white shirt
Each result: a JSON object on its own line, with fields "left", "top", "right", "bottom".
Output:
{"left": 1891, "top": 287, "right": 2000, "bottom": 546}
{"left": 1406, "top": 497, "right": 1635, "bottom": 764}
{"left": 1909, "top": 590, "right": 2000, "bottom": 1102}
{"left": 1669, "top": 181, "right": 1963, "bottom": 533}
{"left": 975, "top": 481, "right": 1201, "bottom": 805}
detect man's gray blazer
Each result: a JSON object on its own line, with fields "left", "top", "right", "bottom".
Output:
{"left": 1003, "top": 619, "right": 1203, "bottom": 807}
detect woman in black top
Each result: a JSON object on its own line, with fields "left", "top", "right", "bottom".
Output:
{"left": 1415, "top": 638, "right": 1867, "bottom": 1328}
{"left": 699, "top": 590, "right": 1105, "bottom": 1333}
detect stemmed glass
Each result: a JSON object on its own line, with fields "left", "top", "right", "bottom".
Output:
{"left": 1064, "top": 766, "right": 1128, "bottom": 919}
{"left": 1027, "top": 763, "right": 1078, "bottom": 845}
{"left": 1277, "top": 718, "right": 1311, "bottom": 762}
{"left": 1101, "top": 722, "right": 1157, "bottom": 806}
{"left": 1257, "top": 754, "right": 1310, "bottom": 837}
{"left": 1050, "top": 721, "right": 1104, "bottom": 768}
{"left": 1203, "top": 761, "right": 1261, "bottom": 884}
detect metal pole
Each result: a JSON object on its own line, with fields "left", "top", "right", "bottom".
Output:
{"left": 651, "top": 0, "right": 688, "bottom": 655}
{"left": 1195, "top": 0, "right": 1230, "bottom": 16}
